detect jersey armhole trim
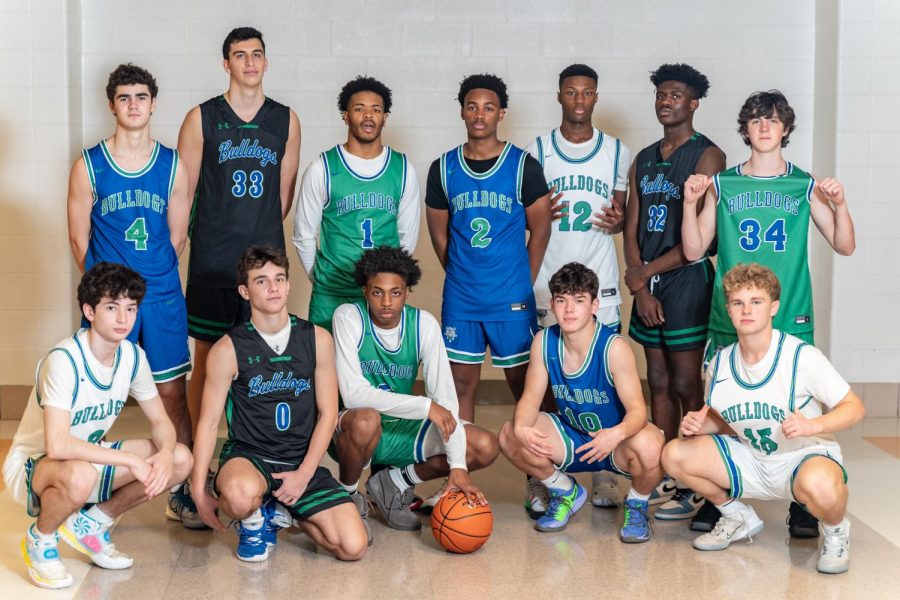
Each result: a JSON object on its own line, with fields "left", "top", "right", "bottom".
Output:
{"left": 321, "top": 152, "right": 332, "bottom": 209}
{"left": 400, "top": 152, "right": 408, "bottom": 199}
{"left": 129, "top": 341, "right": 140, "bottom": 383}
{"left": 82, "top": 149, "right": 98, "bottom": 205}
{"left": 713, "top": 173, "right": 721, "bottom": 206}
{"left": 535, "top": 137, "right": 544, "bottom": 168}
{"left": 706, "top": 350, "right": 723, "bottom": 405}
{"left": 603, "top": 333, "right": 622, "bottom": 388}
{"left": 788, "top": 342, "right": 808, "bottom": 413}
{"left": 168, "top": 149, "right": 179, "bottom": 198}
{"left": 352, "top": 303, "right": 367, "bottom": 351}
{"left": 516, "top": 151, "right": 527, "bottom": 206}
{"left": 41, "top": 348, "right": 80, "bottom": 409}
{"left": 439, "top": 153, "right": 449, "bottom": 202}
{"left": 612, "top": 139, "right": 622, "bottom": 190}
{"left": 805, "top": 176, "right": 815, "bottom": 205}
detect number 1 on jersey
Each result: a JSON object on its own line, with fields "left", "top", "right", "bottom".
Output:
{"left": 360, "top": 218, "right": 374, "bottom": 248}
{"left": 125, "top": 217, "right": 148, "bottom": 251}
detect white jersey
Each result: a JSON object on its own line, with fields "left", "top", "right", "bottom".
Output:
{"left": 527, "top": 129, "right": 630, "bottom": 310}
{"left": 706, "top": 330, "right": 850, "bottom": 458}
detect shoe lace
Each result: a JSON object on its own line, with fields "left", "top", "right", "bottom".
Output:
{"left": 237, "top": 523, "right": 265, "bottom": 546}
{"left": 669, "top": 489, "right": 694, "bottom": 504}
{"left": 527, "top": 478, "right": 549, "bottom": 502}
{"left": 712, "top": 514, "right": 756, "bottom": 544}
{"left": 546, "top": 488, "right": 574, "bottom": 519}
{"left": 398, "top": 486, "right": 415, "bottom": 510}
{"left": 623, "top": 501, "right": 652, "bottom": 530}
{"left": 822, "top": 530, "right": 847, "bottom": 558}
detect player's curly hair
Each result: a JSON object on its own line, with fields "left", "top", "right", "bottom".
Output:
{"left": 236, "top": 245, "right": 289, "bottom": 286}
{"left": 737, "top": 90, "right": 796, "bottom": 148}
{"left": 353, "top": 246, "right": 422, "bottom": 288}
{"left": 457, "top": 73, "right": 509, "bottom": 109}
{"left": 338, "top": 76, "right": 393, "bottom": 113}
{"left": 106, "top": 63, "right": 158, "bottom": 101}
{"left": 649, "top": 63, "right": 710, "bottom": 99}
{"left": 723, "top": 263, "right": 781, "bottom": 302}
{"left": 78, "top": 262, "right": 146, "bottom": 311}
{"left": 559, "top": 63, "right": 598, "bottom": 87}
{"left": 549, "top": 263, "right": 599, "bottom": 300}
{"left": 222, "top": 26, "right": 265, "bottom": 60}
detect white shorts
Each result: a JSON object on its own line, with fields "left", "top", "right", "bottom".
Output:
{"left": 711, "top": 435, "right": 846, "bottom": 502}
{"left": 2, "top": 441, "right": 123, "bottom": 517}
{"left": 538, "top": 305, "right": 621, "bottom": 331}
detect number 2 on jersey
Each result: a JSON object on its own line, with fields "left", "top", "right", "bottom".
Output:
{"left": 739, "top": 218, "right": 786, "bottom": 252}
{"left": 125, "top": 217, "right": 148, "bottom": 251}
{"left": 232, "top": 170, "right": 264, "bottom": 198}
{"left": 470, "top": 217, "right": 492, "bottom": 248}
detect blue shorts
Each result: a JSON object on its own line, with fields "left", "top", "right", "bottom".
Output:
{"left": 442, "top": 318, "right": 538, "bottom": 368}
{"left": 546, "top": 412, "right": 631, "bottom": 476}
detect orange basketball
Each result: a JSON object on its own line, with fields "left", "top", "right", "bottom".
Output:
{"left": 430, "top": 490, "right": 493, "bottom": 554}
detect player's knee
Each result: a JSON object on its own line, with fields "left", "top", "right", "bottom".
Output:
{"left": 671, "top": 373, "right": 701, "bottom": 405}
{"left": 171, "top": 444, "right": 193, "bottom": 482}
{"left": 634, "top": 428, "right": 663, "bottom": 470}
{"left": 466, "top": 429, "right": 500, "bottom": 469}
{"left": 335, "top": 530, "right": 368, "bottom": 561}
{"left": 660, "top": 439, "right": 687, "bottom": 477}
{"left": 61, "top": 461, "right": 98, "bottom": 505}
{"left": 795, "top": 470, "right": 845, "bottom": 507}
{"left": 345, "top": 409, "right": 381, "bottom": 449}
{"left": 217, "top": 478, "right": 261, "bottom": 518}
{"left": 497, "top": 421, "right": 518, "bottom": 458}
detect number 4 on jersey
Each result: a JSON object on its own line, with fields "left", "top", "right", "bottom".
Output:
{"left": 125, "top": 217, "right": 148, "bottom": 251}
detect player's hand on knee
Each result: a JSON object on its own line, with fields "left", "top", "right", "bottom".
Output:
{"left": 782, "top": 410, "right": 821, "bottom": 439}
{"left": 681, "top": 405, "right": 710, "bottom": 436}
{"left": 515, "top": 425, "right": 554, "bottom": 459}
{"left": 549, "top": 185, "right": 567, "bottom": 221}
{"left": 272, "top": 468, "right": 313, "bottom": 507}
{"left": 577, "top": 428, "right": 622, "bottom": 464}
{"left": 446, "top": 469, "right": 487, "bottom": 506}
{"left": 816, "top": 177, "right": 846, "bottom": 207}
{"left": 127, "top": 454, "right": 153, "bottom": 485}
{"left": 428, "top": 402, "right": 457, "bottom": 442}
{"left": 143, "top": 450, "right": 174, "bottom": 497}
{"left": 192, "top": 487, "right": 225, "bottom": 532}
{"left": 684, "top": 174, "right": 711, "bottom": 205}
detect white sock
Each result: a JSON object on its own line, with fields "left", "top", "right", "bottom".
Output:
{"left": 823, "top": 517, "right": 849, "bottom": 534}
{"left": 388, "top": 467, "right": 411, "bottom": 492}
{"left": 716, "top": 500, "right": 749, "bottom": 518}
{"left": 403, "top": 464, "right": 424, "bottom": 486}
{"left": 85, "top": 504, "right": 113, "bottom": 525}
{"left": 242, "top": 508, "right": 264, "bottom": 530}
{"left": 30, "top": 522, "right": 56, "bottom": 541}
{"left": 626, "top": 489, "right": 650, "bottom": 503}
{"left": 342, "top": 480, "right": 359, "bottom": 495}
{"left": 541, "top": 470, "right": 574, "bottom": 493}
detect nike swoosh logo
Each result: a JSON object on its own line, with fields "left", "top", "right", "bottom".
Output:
{"left": 661, "top": 482, "right": 677, "bottom": 495}
{"left": 715, "top": 378, "right": 728, "bottom": 384}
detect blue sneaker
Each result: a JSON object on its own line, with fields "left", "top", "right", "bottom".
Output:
{"left": 620, "top": 498, "right": 652, "bottom": 543}
{"left": 235, "top": 511, "right": 268, "bottom": 562}
{"left": 534, "top": 481, "right": 587, "bottom": 532}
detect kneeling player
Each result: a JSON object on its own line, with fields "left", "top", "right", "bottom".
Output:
{"left": 333, "top": 247, "right": 499, "bottom": 537}
{"left": 499, "top": 263, "right": 664, "bottom": 541}
{"left": 662, "top": 264, "right": 863, "bottom": 574}
{"left": 190, "top": 246, "right": 366, "bottom": 562}
{"left": 2, "top": 263, "right": 193, "bottom": 589}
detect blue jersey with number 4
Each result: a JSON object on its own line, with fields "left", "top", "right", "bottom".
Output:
{"left": 440, "top": 143, "right": 535, "bottom": 321}
{"left": 83, "top": 141, "right": 180, "bottom": 302}
{"left": 543, "top": 321, "right": 625, "bottom": 434}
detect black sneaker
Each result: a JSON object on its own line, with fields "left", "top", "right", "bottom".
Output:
{"left": 788, "top": 501, "right": 819, "bottom": 538}
{"left": 689, "top": 499, "right": 721, "bottom": 532}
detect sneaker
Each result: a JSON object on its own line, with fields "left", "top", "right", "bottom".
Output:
{"left": 535, "top": 480, "right": 587, "bottom": 532}
{"left": 21, "top": 525, "right": 73, "bottom": 589}
{"left": 817, "top": 521, "right": 850, "bottom": 574}
{"left": 235, "top": 514, "right": 269, "bottom": 562}
{"left": 656, "top": 488, "right": 704, "bottom": 520}
{"left": 620, "top": 498, "right": 652, "bottom": 543}
{"left": 692, "top": 507, "right": 764, "bottom": 551}
{"left": 690, "top": 499, "right": 721, "bottom": 532}
{"left": 788, "top": 501, "right": 820, "bottom": 538}
{"left": 364, "top": 468, "right": 421, "bottom": 531}
{"left": 350, "top": 492, "right": 373, "bottom": 546}
{"left": 413, "top": 479, "right": 446, "bottom": 515}
{"left": 59, "top": 510, "right": 133, "bottom": 569}
{"left": 591, "top": 471, "right": 620, "bottom": 507}
{"left": 166, "top": 482, "right": 209, "bottom": 530}
{"left": 260, "top": 498, "right": 287, "bottom": 549}
{"left": 648, "top": 477, "right": 677, "bottom": 506}
{"left": 525, "top": 476, "right": 549, "bottom": 519}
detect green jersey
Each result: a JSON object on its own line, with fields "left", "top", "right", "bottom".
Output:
{"left": 314, "top": 145, "right": 407, "bottom": 296}
{"left": 355, "top": 302, "right": 421, "bottom": 394}
{"left": 711, "top": 163, "right": 815, "bottom": 336}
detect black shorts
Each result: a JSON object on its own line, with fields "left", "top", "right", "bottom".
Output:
{"left": 186, "top": 285, "right": 251, "bottom": 342}
{"left": 628, "top": 258, "right": 713, "bottom": 351}
{"left": 217, "top": 445, "right": 351, "bottom": 521}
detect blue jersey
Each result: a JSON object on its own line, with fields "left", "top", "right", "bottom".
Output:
{"left": 83, "top": 141, "right": 181, "bottom": 302}
{"left": 439, "top": 143, "right": 535, "bottom": 321}
{"left": 543, "top": 321, "right": 625, "bottom": 433}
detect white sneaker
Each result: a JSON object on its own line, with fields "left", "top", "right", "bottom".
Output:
{"left": 648, "top": 477, "right": 677, "bottom": 506}
{"left": 414, "top": 479, "right": 447, "bottom": 515}
{"left": 525, "top": 476, "right": 549, "bottom": 519}
{"left": 693, "top": 506, "right": 764, "bottom": 551}
{"left": 817, "top": 521, "right": 850, "bottom": 574}
{"left": 22, "top": 525, "right": 73, "bottom": 589}
{"left": 59, "top": 510, "right": 133, "bottom": 569}
{"left": 591, "top": 471, "right": 620, "bottom": 507}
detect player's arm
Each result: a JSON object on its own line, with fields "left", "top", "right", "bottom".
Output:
{"left": 419, "top": 313, "right": 466, "bottom": 466}
{"left": 424, "top": 159, "right": 450, "bottom": 268}
{"left": 511, "top": 331, "right": 555, "bottom": 458}
{"left": 681, "top": 174, "right": 718, "bottom": 262}
{"left": 66, "top": 156, "right": 93, "bottom": 272}
{"left": 279, "top": 109, "right": 302, "bottom": 220}
{"left": 622, "top": 161, "right": 664, "bottom": 327}
{"left": 397, "top": 165, "right": 422, "bottom": 254}
{"left": 522, "top": 155, "right": 552, "bottom": 282}
{"left": 592, "top": 143, "right": 631, "bottom": 234}
{"left": 810, "top": 176, "right": 855, "bottom": 256}
{"left": 291, "top": 158, "right": 326, "bottom": 279}
{"left": 134, "top": 394, "right": 180, "bottom": 497}
{"left": 176, "top": 106, "right": 204, "bottom": 216}
{"left": 167, "top": 155, "right": 191, "bottom": 257}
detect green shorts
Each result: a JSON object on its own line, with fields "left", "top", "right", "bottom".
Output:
{"left": 308, "top": 289, "right": 363, "bottom": 332}
{"left": 704, "top": 329, "right": 815, "bottom": 369}
{"left": 329, "top": 413, "right": 433, "bottom": 468}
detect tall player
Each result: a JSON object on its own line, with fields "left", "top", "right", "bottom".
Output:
{"left": 681, "top": 90, "right": 855, "bottom": 535}
{"left": 623, "top": 64, "right": 725, "bottom": 521}
{"left": 66, "top": 64, "right": 197, "bottom": 527}
{"left": 526, "top": 63, "right": 631, "bottom": 512}
{"left": 425, "top": 73, "right": 551, "bottom": 424}
{"left": 177, "top": 27, "right": 301, "bottom": 461}
{"left": 293, "top": 76, "right": 420, "bottom": 331}
{"left": 190, "top": 246, "right": 367, "bottom": 563}
{"left": 662, "top": 264, "right": 863, "bottom": 574}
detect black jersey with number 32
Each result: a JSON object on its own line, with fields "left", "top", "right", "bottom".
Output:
{"left": 226, "top": 315, "right": 317, "bottom": 463}
{"left": 189, "top": 96, "right": 289, "bottom": 287}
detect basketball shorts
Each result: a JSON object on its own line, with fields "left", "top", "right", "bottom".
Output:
{"left": 186, "top": 285, "right": 251, "bottom": 343}
{"left": 329, "top": 410, "right": 435, "bottom": 468}
{"left": 704, "top": 329, "right": 815, "bottom": 372}
{"left": 442, "top": 318, "right": 538, "bottom": 368}
{"left": 545, "top": 413, "right": 631, "bottom": 476}
{"left": 538, "top": 305, "right": 621, "bottom": 332}
{"left": 628, "top": 258, "right": 714, "bottom": 351}
{"left": 711, "top": 434, "right": 846, "bottom": 502}
{"left": 217, "top": 444, "right": 351, "bottom": 520}
{"left": 3, "top": 441, "right": 124, "bottom": 517}
{"left": 309, "top": 288, "right": 363, "bottom": 332}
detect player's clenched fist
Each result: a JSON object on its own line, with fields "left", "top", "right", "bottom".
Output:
{"left": 681, "top": 404, "right": 710, "bottom": 436}
{"left": 816, "top": 177, "right": 846, "bottom": 207}
{"left": 683, "top": 174, "right": 711, "bottom": 205}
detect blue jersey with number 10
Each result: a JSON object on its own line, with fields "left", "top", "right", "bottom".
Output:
{"left": 84, "top": 141, "right": 180, "bottom": 302}
{"left": 543, "top": 321, "right": 625, "bottom": 434}
{"left": 440, "top": 143, "right": 535, "bottom": 321}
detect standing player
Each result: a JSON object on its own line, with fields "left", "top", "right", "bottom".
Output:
{"left": 681, "top": 90, "right": 855, "bottom": 534}
{"left": 425, "top": 73, "right": 551, "bottom": 424}
{"left": 2, "top": 263, "right": 193, "bottom": 589}
{"left": 293, "top": 76, "right": 420, "bottom": 331}
{"left": 66, "top": 64, "right": 198, "bottom": 526}
{"left": 662, "top": 264, "right": 863, "bottom": 574}
{"left": 498, "top": 263, "right": 664, "bottom": 541}
{"left": 332, "top": 247, "right": 498, "bottom": 536}
{"left": 177, "top": 27, "right": 301, "bottom": 448}
{"left": 526, "top": 63, "right": 631, "bottom": 511}
{"left": 623, "top": 64, "right": 725, "bottom": 521}
{"left": 190, "top": 246, "right": 367, "bottom": 563}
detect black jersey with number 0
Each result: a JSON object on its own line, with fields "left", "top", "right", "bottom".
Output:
{"left": 226, "top": 315, "right": 317, "bottom": 463}
{"left": 189, "top": 96, "right": 289, "bottom": 288}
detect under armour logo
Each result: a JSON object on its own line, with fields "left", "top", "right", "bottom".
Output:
{"left": 248, "top": 355, "right": 260, "bottom": 364}
{"left": 217, "top": 122, "right": 231, "bottom": 130}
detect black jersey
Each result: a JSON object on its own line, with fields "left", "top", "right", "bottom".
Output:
{"left": 635, "top": 133, "right": 719, "bottom": 263}
{"left": 226, "top": 315, "right": 317, "bottom": 463}
{"left": 188, "top": 96, "right": 289, "bottom": 288}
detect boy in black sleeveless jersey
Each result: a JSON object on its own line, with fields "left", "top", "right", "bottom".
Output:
{"left": 190, "top": 246, "right": 366, "bottom": 563}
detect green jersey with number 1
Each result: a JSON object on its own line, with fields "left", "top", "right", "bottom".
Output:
{"left": 314, "top": 145, "right": 406, "bottom": 296}
{"left": 711, "top": 163, "right": 815, "bottom": 336}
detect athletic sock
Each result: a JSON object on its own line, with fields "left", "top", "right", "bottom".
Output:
{"left": 822, "top": 517, "right": 849, "bottom": 535}
{"left": 716, "top": 500, "right": 749, "bottom": 518}
{"left": 402, "top": 464, "right": 423, "bottom": 486}
{"left": 85, "top": 504, "right": 113, "bottom": 525}
{"left": 241, "top": 508, "right": 264, "bottom": 530}
{"left": 388, "top": 467, "right": 412, "bottom": 492}
{"left": 541, "top": 470, "right": 574, "bottom": 493}
{"left": 30, "top": 522, "right": 56, "bottom": 541}
{"left": 626, "top": 488, "right": 651, "bottom": 503}
{"left": 341, "top": 481, "right": 359, "bottom": 495}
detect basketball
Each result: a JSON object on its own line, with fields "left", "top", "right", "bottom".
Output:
{"left": 430, "top": 491, "right": 493, "bottom": 554}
